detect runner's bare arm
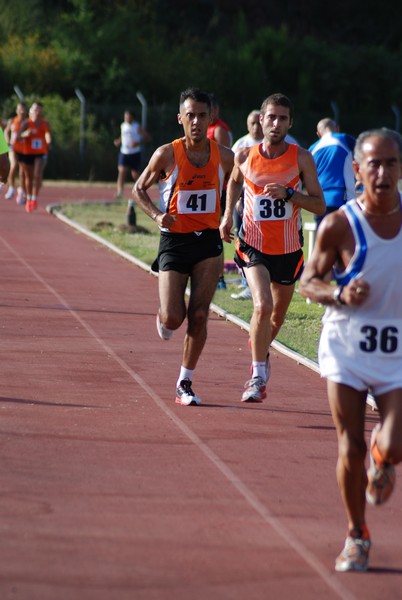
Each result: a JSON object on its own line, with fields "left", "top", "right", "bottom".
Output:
{"left": 133, "top": 144, "right": 176, "bottom": 229}
{"left": 299, "top": 211, "right": 369, "bottom": 305}
{"left": 220, "top": 148, "right": 246, "bottom": 243}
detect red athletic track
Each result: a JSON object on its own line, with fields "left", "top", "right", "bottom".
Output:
{"left": 0, "top": 184, "right": 401, "bottom": 600}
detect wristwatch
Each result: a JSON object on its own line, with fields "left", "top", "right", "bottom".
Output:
{"left": 284, "top": 187, "right": 294, "bottom": 201}
{"left": 333, "top": 286, "right": 346, "bottom": 306}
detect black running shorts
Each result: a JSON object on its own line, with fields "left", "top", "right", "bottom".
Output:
{"left": 235, "top": 238, "right": 304, "bottom": 285}
{"left": 155, "top": 228, "right": 223, "bottom": 274}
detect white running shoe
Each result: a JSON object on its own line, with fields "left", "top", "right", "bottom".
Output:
{"left": 241, "top": 376, "right": 266, "bottom": 402}
{"left": 156, "top": 313, "right": 173, "bottom": 341}
{"left": 231, "top": 287, "right": 252, "bottom": 300}
{"left": 5, "top": 186, "right": 15, "bottom": 200}
{"left": 175, "top": 379, "right": 202, "bottom": 406}
{"left": 16, "top": 189, "right": 25, "bottom": 205}
{"left": 335, "top": 536, "right": 371, "bottom": 572}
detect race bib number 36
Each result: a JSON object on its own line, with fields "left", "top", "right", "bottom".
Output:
{"left": 352, "top": 319, "right": 402, "bottom": 357}
{"left": 253, "top": 195, "right": 293, "bottom": 221}
{"left": 177, "top": 190, "right": 216, "bottom": 214}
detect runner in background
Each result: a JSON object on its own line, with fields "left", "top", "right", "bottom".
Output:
{"left": 16, "top": 102, "right": 52, "bottom": 212}
{"left": 220, "top": 92, "right": 324, "bottom": 403}
{"left": 133, "top": 88, "right": 234, "bottom": 406}
{"left": 3, "top": 102, "right": 28, "bottom": 203}
{"left": 0, "top": 127, "right": 10, "bottom": 187}
{"left": 114, "top": 109, "right": 151, "bottom": 232}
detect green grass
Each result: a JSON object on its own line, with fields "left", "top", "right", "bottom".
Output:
{"left": 59, "top": 201, "right": 324, "bottom": 362}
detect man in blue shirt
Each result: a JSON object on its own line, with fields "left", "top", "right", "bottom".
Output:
{"left": 309, "top": 118, "right": 356, "bottom": 230}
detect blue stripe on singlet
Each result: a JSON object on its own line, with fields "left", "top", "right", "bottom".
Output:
{"left": 334, "top": 202, "right": 367, "bottom": 286}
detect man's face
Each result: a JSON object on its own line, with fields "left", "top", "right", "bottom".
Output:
{"left": 29, "top": 104, "right": 41, "bottom": 121}
{"left": 260, "top": 104, "right": 292, "bottom": 145}
{"left": 247, "top": 113, "right": 263, "bottom": 141}
{"left": 354, "top": 136, "right": 402, "bottom": 200}
{"left": 178, "top": 99, "right": 210, "bottom": 143}
{"left": 17, "top": 105, "right": 27, "bottom": 119}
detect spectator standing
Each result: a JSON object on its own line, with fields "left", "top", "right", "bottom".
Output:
{"left": 133, "top": 88, "right": 234, "bottom": 405}
{"left": 309, "top": 118, "right": 356, "bottom": 231}
{"left": 114, "top": 109, "right": 150, "bottom": 231}
{"left": 299, "top": 128, "right": 402, "bottom": 572}
{"left": 220, "top": 92, "right": 325, "bottom": 402}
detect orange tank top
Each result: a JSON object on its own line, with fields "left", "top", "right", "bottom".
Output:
{"left": 25, "top": 118, "right": 50, "bottom": 155}
{"left": 241, "top": 143, "right": 302, "bottom": 254}
{"left": 158, "top": 138, "right": 225, "bottom": 234}
{"left": 11, "top": 116, "right": 25, "bottom": 154}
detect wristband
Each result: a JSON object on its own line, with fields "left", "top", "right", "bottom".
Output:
{"left": 333, "top": 286, "right": 346, "bottom": 306}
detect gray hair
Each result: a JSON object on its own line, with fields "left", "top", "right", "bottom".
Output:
{"left": 354, "top": 127, "right": 402, "bottom": 163}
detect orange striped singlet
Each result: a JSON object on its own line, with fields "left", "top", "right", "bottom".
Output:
{"left": 158, "top": 138, "right": 225, "bottom": 234}
{"left": 24, "top": 118, "right": 50, "bottom": 155}
{"left": 241, "top": 143, "right": 302, "bottom": 255}
{"left": 10, "top": 116, "right": 25, "bottom": 154}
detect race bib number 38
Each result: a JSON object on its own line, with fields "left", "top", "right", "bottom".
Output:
{"left": 177, "top": 190, "right": 216, "bottom": 214}
{"left": 253, "top": 195, "right": 293, "bottom": 221}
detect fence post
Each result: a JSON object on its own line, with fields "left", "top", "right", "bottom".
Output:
{"left": 14, "top": 85, "right": 24, "bottom": 101}
{"left": 75, "top": 88, "right": 86, "bottom": 177}
{"left": 136, "top": 92, "right": 148, "bottom": 131}
{"left": 391, "top": 104, "right": 400, "bottom": 132}
{"left": 303, "top": 222, "right": 317, "bottom": 260}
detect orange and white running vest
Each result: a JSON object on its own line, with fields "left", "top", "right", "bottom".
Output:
{"left": 241, "top": 143, "right": 302, "bottom": 254}
{"left": 10, "top": 117, "right": 25, "bottom": 154}
{"left": 159, "top": 138, "right": 225, "bottom": 234}
{"left": 24, "top": 118, "right": 50, "bottom": 155}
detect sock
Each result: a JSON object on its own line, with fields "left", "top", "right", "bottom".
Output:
{"left": 252, "top": 361, "right": 266, "bottom": 380}
{"left": 349, "top": 523, "right": 370, "bottom": 540}
{"left": 372, "top": 440, "right": 387, "bottom": 467}
{"left": 177, "top": 367, "right": 194, "bottom": 387}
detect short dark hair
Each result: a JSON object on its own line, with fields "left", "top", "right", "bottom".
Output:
{"left": 179, "top": 88, "right": 211, "bottom": 111}
{"left": 260, "top": 93, "right": 294, "bottom": 121}
{"left": 354, "top": 128, "right": 402, "bottom": 164}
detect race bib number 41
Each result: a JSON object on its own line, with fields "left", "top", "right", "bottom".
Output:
{"left": 253, "top": 195, "right": 293, "bottom": 221}
{"left": 177, "top": 190, "right": 216, "bottom": 214}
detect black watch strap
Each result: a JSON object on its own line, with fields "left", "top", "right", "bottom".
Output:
{"left": 284, "top": 187, "right": 294, "bottom": 201}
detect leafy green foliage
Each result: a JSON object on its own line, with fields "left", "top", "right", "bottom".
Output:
{"left": 1, "top": 0, "right": 401, "bottom": 178}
